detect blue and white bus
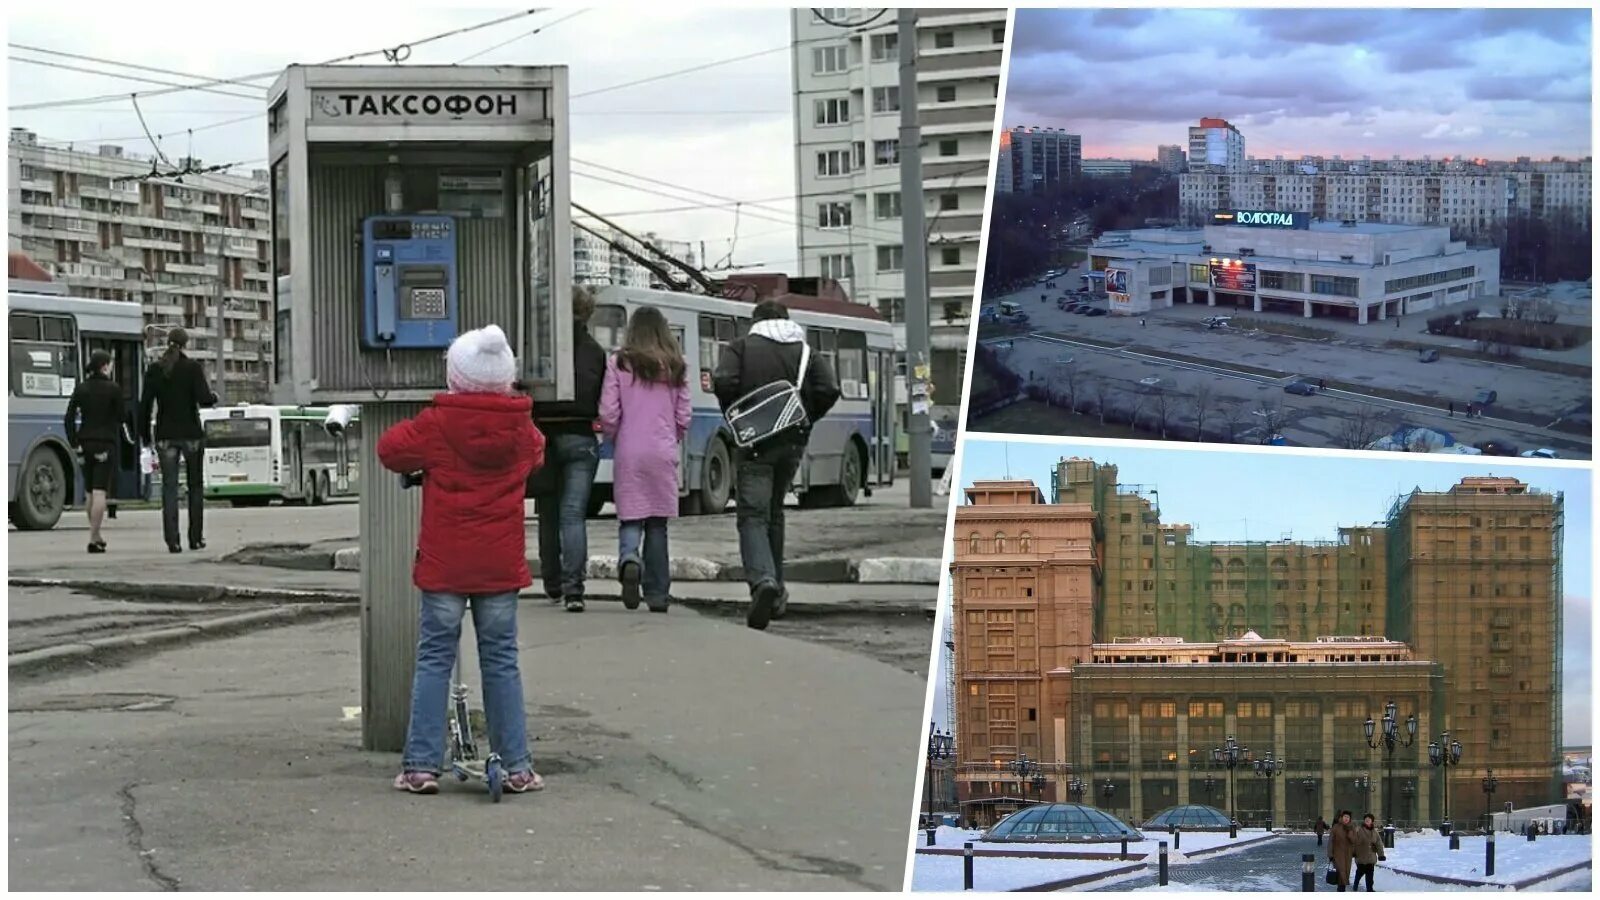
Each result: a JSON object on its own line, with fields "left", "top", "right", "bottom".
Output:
{"left": 8, "top": 287, "right": 148, "bottom": 530}
{"left": 580, "top": 285, "right": 898, "bottom": 515}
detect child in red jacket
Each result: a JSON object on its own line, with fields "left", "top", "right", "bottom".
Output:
{"left": 376, "top": 324, "right": 547, "bottom": 795}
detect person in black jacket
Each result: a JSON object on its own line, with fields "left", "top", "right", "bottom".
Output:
{"left": 64, "top": 349, "right": 124, "bottom": 553}
{"left": 530, "top": 285, "right": 608, "bottom": 612}
{"left": 712, "top": 299, "right": 841, "bottom": 630}
{"left": 139, "top": 328, "right": 217, "bottom": 553}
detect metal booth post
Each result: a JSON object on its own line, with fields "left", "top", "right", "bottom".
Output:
{"left": 267, "top": 65, "right": 574, "bottom": 751}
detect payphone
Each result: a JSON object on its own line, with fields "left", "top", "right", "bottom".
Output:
{"left": 361, "top": 215, "right": 459, "bottom": 349}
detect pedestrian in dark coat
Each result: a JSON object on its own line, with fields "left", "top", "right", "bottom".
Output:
{"left": 65, "top": 349, "right": 124, "bottom": 552}
{"left": 1315, "top": 816, "right": 1328, "bottom": 846}
{"left": 1329, "top": 810, "right": 1358, "bottom": 891}
{"left": 139, "top": 328, "right": 217, "bottom": 553}
{"left": 1351, "top": 813, "right": 1386, "bottom": 891}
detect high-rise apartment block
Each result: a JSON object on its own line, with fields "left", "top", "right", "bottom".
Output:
{"left": 1157, "top": 144, "right": 1187, "bottom": 173}
{"left": 996, "top": 126, "right": 1081, "bottom": 194}
{"left": 791, "top": 8, "right": 1006, "bottom": 411}
{"left": 573, "top": 226, "right": 699, "bottom": 290}
{"left": 1187, "top": 117, "right": 1246, "bottom": 174}
{"left": 8, "top": 128, "right": 273, "bottom": 400}
{"left": 950, "top": 460, "right": 1564, "bottom": 828}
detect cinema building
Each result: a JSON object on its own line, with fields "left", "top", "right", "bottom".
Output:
{"left": 1088, "top": 211, "right": 1500, "bottom": 324}
{"left": 949, "top": 460, "right": 1563, "bottom": 828}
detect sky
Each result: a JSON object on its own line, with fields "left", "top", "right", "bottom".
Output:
{"left": 1003, "top": 7, "right": 1593, "bottom": 161}
{"left": 932, "top": 440, "right": 1594, "bottom": 746}
{"left": 6, "top": 5, "right": 801, "bottom": 272}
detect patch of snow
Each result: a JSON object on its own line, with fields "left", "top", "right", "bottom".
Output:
{"left": 1382, "top": 832, "right": 1591, "bottom": 886}
{"left": 909, "top": 853, "right": 1137, "bottom": 892}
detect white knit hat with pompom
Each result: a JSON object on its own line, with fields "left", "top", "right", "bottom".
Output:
{"left": 445, "top": 324, "right": 517, "bottom": 393}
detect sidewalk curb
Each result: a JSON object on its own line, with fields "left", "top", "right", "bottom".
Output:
{"left": 9, "top": 604, "right": 354, "bottom": 674}
{"left": 240, "top": 546, "right": 942, "bottom": 585}
{"left": 1016, "top": 862, "right": 1148, "bottom": 892}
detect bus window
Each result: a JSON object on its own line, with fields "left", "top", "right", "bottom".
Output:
{"left": 837, "top": 330, "right": 867, "bottom": 398}
{"left": 205, "top": 416, "right": 272, "bottom": 448}
{"left": 592, "top": 304, "right": 627, "bottom": 351}
{"left": 9, "top": 312, "right": 78, "bottom": 397}
{"left": 698, "top": 314, "right": 736, "bottom": 373}
{"left": 807, "top": 327, "right": 838, "bottom": 379}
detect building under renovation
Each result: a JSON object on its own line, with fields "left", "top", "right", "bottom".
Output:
{"left": 949, "top": 459, "right": 1564, "bottom": 829}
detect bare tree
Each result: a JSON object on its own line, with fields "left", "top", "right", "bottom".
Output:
{"left": 1187, "top": 381, "right": 1215, "bottom": 442}
{"left": 1336, "top": 404, "right": 1389, "bottom": 450}
{"left": 1217, "top": 398, "right": 1246, "bottom": 443}
{"left": 1125, "top": 391, "right": 1150, "bottom": 434}
{"left": 1091, "top": 378, "right": 1115, "bottom": 425}
{"left": 1253, "top": 400, "right": 1287, "bottom": 445}
{"left": 1149, "top": 387, "right": 1174, "bottom": 439}
{"left": 1076, "top": 375, "right": 1099, "bottom": 416}
{"left": 1057, "top": 361, "right": 1083, "bottom": 411}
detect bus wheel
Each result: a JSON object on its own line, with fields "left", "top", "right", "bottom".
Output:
{"left": 309, "top": 475, "right": 324, "bottom": 506}
{"left": 805, "top": 443, "right": 863, "bottom": 509}
{"left": 11, "top": 448, "right": 67, "bottom": 531}
{"left": 698, "top": 437, "right": 733, "bottom": 514}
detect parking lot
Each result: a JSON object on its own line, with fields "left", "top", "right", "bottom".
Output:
{"left": 973, "top": 262, "right": 1592, "bottom": 457}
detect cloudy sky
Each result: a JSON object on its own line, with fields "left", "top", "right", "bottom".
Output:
{"left": 7, "top": 5, "right": 800, "bottom": 271}
{"left": 933, "top": 441, "right": 1593, "bottom": 746}
{"left": 1004, "top": 7, "right": 1592, "bottom": 161}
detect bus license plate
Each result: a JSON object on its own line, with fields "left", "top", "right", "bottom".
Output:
{"left": 229, "top": 475, "right": 248, "bottom": 482}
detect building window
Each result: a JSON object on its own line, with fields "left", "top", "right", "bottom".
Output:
{"left": 815, "top": 149, "right": 852, "bottom": 178}
{"left": 813, "top": 8, "right": 851, "bottom": 24}
{"left": 874, "top": 192, "right": 902, "bottom": 220}
{"left": 994, "top": 532, "right": 1007, "bottom": 554}
{"left": 872, "top": 86, "right": 899, "bottom": 114}
{"left": 876, "top": 244, "right": 904, "bottom": 272}
{"left": 940, "top": 192, "right": 960, "bottom": 211}
{"left": 817, "top": 201, "right": 851, "bottom": 229}
{"left": 939, "top": 139, "right": 960, "bottom": 157}
{"left": 814, "top": 97, "right": 850, "bottom": 126}
{"left": 874, "top": 139, "right": 900, "bottom": 165}
{"left": 941, "top": 246, "right": 962, "bottom": 266}
{"left": 937, "top": 85, "right": 957, "bottom": 103}
{"left": 934, "top": 30, "right": 955, "bottom": 49}
{"left": 1019, "top": 532, "right": 1032, "bottom": 553}
{"left": 812, "top": 45, "right": 848, "bottom": 74}
{"left": 867, "top": 31, "right": 900, "bottom": 63}
{"left": 1310, "top": 274, "right": 1360, "bottom": 297}
{"left": 992, "top": 26, "right": 1006, "bottom": 44}
{"left": 877, "top": 296, "right": 904, "bottom": 323}
{"left": 819, "top": 253, "right": 854, "bottom": 280}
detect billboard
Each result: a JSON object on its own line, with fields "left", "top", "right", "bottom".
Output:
{"left": 1105, "top": 268, "right": 1129, "bottom": 294}
{"left": 1211, "top": 209, "right": 1309, "bottom": 230}
{"left": 1109, "top": 293, "right": 1131, "bottom": 308}
{"left": 1208, "top": 259, "right": 1257, "bottom": 293}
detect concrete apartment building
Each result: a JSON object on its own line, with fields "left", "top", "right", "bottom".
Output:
{"left": 1088, "top": 217, "right": 1500, "bottom": 323}
{"left": 1187, "top": 117, "right": 1246, "bottom": 174}
{"left": 1157, "top": 144, "right": 1186, "bottom": 174}
{"left": 791, "top": 7, "right": 1005, "bottom": 409}
{"left": 9, "top": 128, "right": 273, "bottom": 400}
{"left": 1080, "top": 159, "right": 1136, "bottom": 179}
{"left": 995, "top": 126, "right": 1082, "bottom": 194}
{"left": 573, "top": 227, "right": 699, "bottom": 289}
{"left": 949, "top": 459, "right": 1564, "bottom": 828}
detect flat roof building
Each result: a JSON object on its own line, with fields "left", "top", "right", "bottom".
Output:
{"left": 1088, "top": 215, "right": 1500, "bottom": 323}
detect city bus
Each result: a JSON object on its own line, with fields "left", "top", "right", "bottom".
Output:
{"left": 579, "top": 284, "right": 897, "bottom": 515}
{"left": 8, "top": 287, "right": 148, "bottom": 530}
{"left": 199, "top": 405, "right": 361, "bottom": 506}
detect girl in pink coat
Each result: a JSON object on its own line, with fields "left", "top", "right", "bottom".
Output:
{"left": 598, "top": 305, "right": 692, "bottom": 613}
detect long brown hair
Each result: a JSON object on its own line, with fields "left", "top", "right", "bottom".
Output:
{"left": 160, "top": 328, "right": 188, "bottom": 374}
{"left": 617, "top": 305, "right": 686, "bottom": 385}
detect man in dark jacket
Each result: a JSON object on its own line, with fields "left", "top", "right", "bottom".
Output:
{"left": 139, "top": 328, "right": 217, "bottom": 553}
{"left": 712, "top": 299, "right": 841, "bottom": 630}
{"left": 531, "top": 285, "right": 608, "bottom": 612}
{"left": 64, "top": 349, "right": 124, "bottom": 552}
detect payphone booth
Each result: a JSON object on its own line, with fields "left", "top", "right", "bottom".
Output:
{"left": 267, "top": 65, "right": 572, "bottom": 751}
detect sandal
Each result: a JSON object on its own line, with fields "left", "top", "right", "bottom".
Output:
{"left": 505, "top": 770, "right": 545, "bottom": 793}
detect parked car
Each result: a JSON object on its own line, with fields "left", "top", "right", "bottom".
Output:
{"left": 1475, "top": 440, "right": 1520, "bottom": 457}
{"left": 1074, "top": 306, "right": 1093, "bottom": 315}
{"left": 1418, "top": 349, "right": 1440, "bottom": 363}
{"left": 1474, "top": 389, "right": 1498, "bottom": 406}
{"left": 1519, "top": 448, "right": 1559, "bottom": 459}
{"left": 1284, "top": 381, "right": 1318, "bottom": 396}
{"left": 1086, "top": 308, "right": 1107, "bottom": 317}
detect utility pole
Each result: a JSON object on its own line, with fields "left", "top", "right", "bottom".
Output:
{"left": 212, "top": 225, "right": 228, "bottom": 405}
{"left": 898, "top": 7, "right": 932, "bottom": 509}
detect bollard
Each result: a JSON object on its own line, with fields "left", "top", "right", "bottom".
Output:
{"left": 1527, "top": 827, "right": 1536, "bottom": 842}
{"left": 963, "top": 841, "right": 974, "bottom": 891}
{"left": 1120, "top": 836, "right": 1129, "bottom": 860}
{"left": 1441, "top": 820, "right": 1452, "bottom": 837}
{"left": 1382, "top": 824, "right": 1395, "bottom": 849}
{"left": 1173, "top": 825, "right": 1181, "bottom": 850}
{"left": 1230, "top": 819, "right": 1238, "bottom": 839}
{"left": 1159, "top": 841, "right": 1169, "bottom": 886}
{"left": 1485, "top": 832, "right": 1495, "bottom": 877}
{"left": 1448, "top": 832, "right": 1460, "bottom": 851}
{"left": 1302, "top": 853, "right": 1316, "bottom": 892}
{"left": 927, "top": 826, "right": 937, "bottom": 847}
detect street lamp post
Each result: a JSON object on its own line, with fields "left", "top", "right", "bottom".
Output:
{"left": 1212, "top": 735, "right": 1249, "bottom": 838}
{"left": 1302, "top": 776, "right": 1318, "bottom": 830}
{"left": 1481, "top": 769, "right": 1499, "bottom": 834}
{"left": 1202, "top": 773, "right": 1218, "bottom": 807}
{"left": 925, "top": 724, "right": 952, "bottom": 837}
{"left": 1031, "top": 770, "right": 1047, "bottom": 803}
{"left": 1010, "top": 754, "right": 1039, "bottom": 805}
{"left": 1253, "top": 752, "right": 1282, "bottom": 830}
{"left": 1101, "top": 779, "right": 1116, "bottom": 815}
{"left": 1428, "top": 732, "right": 1464, "bottom": 835}
{"left": 1364, "top": 701, "right": 1417, "bottom": 848}
{"left": 1067, "top": 776, "right": 1087, "bottom": 804}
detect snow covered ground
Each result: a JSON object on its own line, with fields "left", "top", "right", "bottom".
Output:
{"left": 1382, "top": 832, "right": 1592, "bottom": 887}
{"left": 918, "top": 824, "right": 1269, "bottom": 859}
{"left": 908, "top": 853, "right": 1137, "bottom": 892}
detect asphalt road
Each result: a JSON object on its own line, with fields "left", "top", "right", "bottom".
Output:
{"left": 976, "top": 277, "right": 1591, "bottom": 457}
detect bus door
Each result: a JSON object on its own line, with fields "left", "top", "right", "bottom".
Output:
{"left": 82, "top": 333, "right": 146, "bottom": 501}
{"left": 283, "top": 419, "right": 304, "bottom": 497}
{"left": 868, "top": 348, "right": 896, "bottom": 486}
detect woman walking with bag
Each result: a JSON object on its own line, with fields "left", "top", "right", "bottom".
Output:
{"left": 599, "top": 305, "right": 691, "bottom": 614}
{"left": 1328, "top": 809, "right": 1358, "bottom": 891}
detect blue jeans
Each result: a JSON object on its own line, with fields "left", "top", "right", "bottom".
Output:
{"left": 535, "top": 433, "right": 599, "bottom": 599}
{"left": 402, "top": 591, "right": 532, "bottom": 775}
{"left": 618, "top": 517, "right": 670, "bottom": 602}
{"left": 735, "top": 443, "right": 804, "bottom": 591}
